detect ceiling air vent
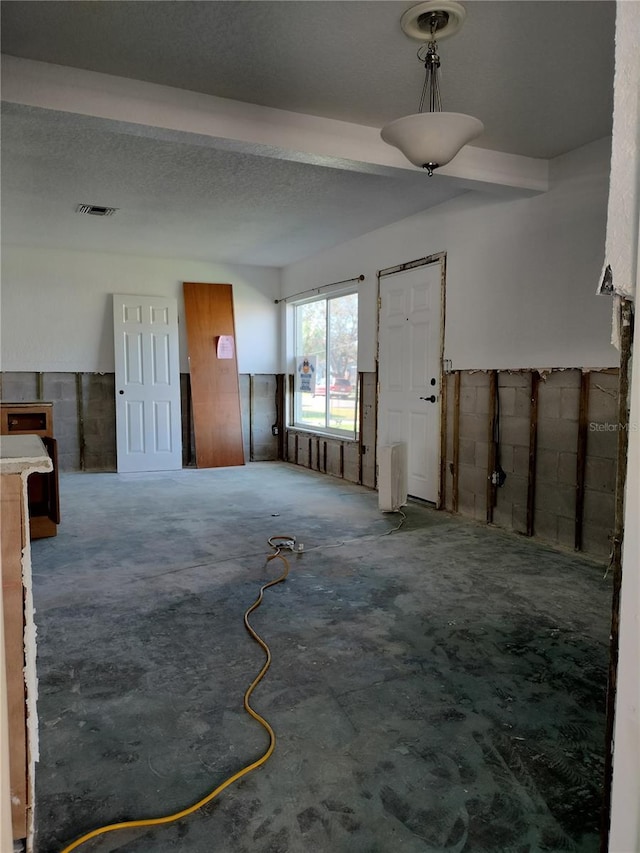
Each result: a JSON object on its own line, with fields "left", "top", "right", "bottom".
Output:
{"left": 76, "top": 203, "right": 118, "bottom": 216}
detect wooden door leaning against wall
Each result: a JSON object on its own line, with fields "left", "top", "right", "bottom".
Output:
{"left": 183, "top": 282, "right": 245, "bottom": 469}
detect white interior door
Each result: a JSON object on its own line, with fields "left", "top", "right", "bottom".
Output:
{"left": 113, "top": 294, "right": 182, "bottom": 473}
{"left": 377, "top": 262, "right": 442, "bottom": 502}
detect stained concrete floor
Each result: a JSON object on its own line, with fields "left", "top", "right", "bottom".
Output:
{"left": 30, "top": 463, "right": 611, "bottom": 853}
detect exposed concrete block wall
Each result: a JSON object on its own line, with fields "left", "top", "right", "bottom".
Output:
{"left": 80, "top": 373, "right": 117, "bottom": 472}
{"left": 443, "top": 368, "right": 619, "bottom": 561}
{"left": 0, "top": 371, "right": 39, "bottom": 401}
{"left": 535, "top": 371, "right": 582, "bottom": 550}
{"left": 285, "top": 372, "right": 377, "bottom": 488}
{"left": 0, "top": 370, "right": 116, "bottom": 472}
{"left": 443, "top": 374, "right": 456, "bottom": 513}
{"left": 239, "top": 374, "right": 279, "bottom": 462}
{"left": 491, "top": 371, "right": 532, "bottom": 535}
{"left": 457, "top": 371, "right": 490, "bottom": 523}
{"left": 582, "top": 371, "right": 618, "bottom": 556}
{"left": 1, "top": 371, "right": 280, "bottom": 471}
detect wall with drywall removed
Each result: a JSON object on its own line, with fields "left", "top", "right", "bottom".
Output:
{"left": 281, "top": 137, "right": 617, "bottom": 373}
{"left": 0, "top": 247, "right": 280, "bottom": 374}
{"left": 441, "top": 368, "right": 618, "bottom": 561}
{"left": 0, "top": 371, "right": 280, "bottom": 471}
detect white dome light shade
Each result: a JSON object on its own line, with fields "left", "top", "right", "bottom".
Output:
{"left": 381, "top": 112, "right": 484, "bottom": 172}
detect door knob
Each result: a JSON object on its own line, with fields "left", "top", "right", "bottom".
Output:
{"left": 119, "top": 390, "right": 124, "bottom": 395}
{"left": 420, "top": 395, "right": 437, "bottom": 403}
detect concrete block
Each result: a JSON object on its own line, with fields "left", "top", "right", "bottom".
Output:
{"left": 586, "top": 424, "right": 618, "bottom": 460}
{"left": 459, "top": 437, "right": 475, "bottom": 466}
{"left": 457, "top": 488, "right": 475, "bottom": 518}
{"left": 458, "top": 463, "right": 488, "bottom": 496}
{"left": 558, "top": 452, "right": 578, "bottom": 486}
{"left": 297, "top": 436, "right": 310, "bottom": 468}
{"left": 500, "top": 416, "right": 530, "bottom": 446}
{"left": 84, "top": 374, "right": 116, "bottom": 402}
{"left": 496, "top": 473, "right": 527, "bottom": 507}
{"left": 492, "top": 504, "right": 512, "bottom": 529}
{"left": 535, "top": 482, "right": 575, "bottom": 519}
{"left": 443, "top": 470, "right": 454, "bottom": 511}
{"left": 254, "top": 438, "right": 277, "bottom": 461}
{"left": 538, "top": 386, "right": 562, "bottom": 419}
{"left": 473, "top": 500, "right": 486, "bottom": 522}
{"left": 475, "top": 440, "right": 489, "bottom": 470}
{"left": 543, "top": 369, "right": 581, "bottom": 390}
{"left": 459, "top": 386, "right": 476, "bottom": 415}
{"left": 254, "top": 378, "right": 272, "bottom": 398}
{"left": 459, "top": 412, "right": 488, "bottom": 443}
{"left": 362, "top": 399, "right": 376, "bottom": 450}
{"left": 53, "top": 399, "right": 78, "bottom": 423}
{"left": 536, "top": 449, "right": 559, "bottom": 483}
{"left": 513, "top": 445, "right": 531, "bottom": 477}
{"left": 286, "top": 432, "right": 296, "bottom": 462}
{"left": 463, "top": 371, "right": 490, "bottom": 388}
{"left": 498, "top": 386, "right": 516, "bottom": 417}
{"left": 57, "top": 451, "right": 79, "bottom": 473}
{"left": 498, "top": 372, "right": 530, "bottom": 390}
{"left": 512, "top": 502, "right": 528, "bottom": 535}
{"left": 0, "top": 372, "right": 39, "bottom": 401}
{"left": 560, "top": 386, "right": 580, "bottom": 421}
{"left": 326, "top": 441, "right": 342, "bottom": 477}
{"left": 588, "top": 383, "right": 618, "bottom": 424}
{"left": 50, "top": 373, "right": 78, "bottom": 396}
{"left": 584, "top": 456, "right": 616, "bottom": 493}
{"left": 513, "top": 386, "right": 534, "bottom": 418}
{"left": 498, "top": 443, "right": 514, "bottom": 474}
{"left": 557, "top": 516, "right": 576, "bottom": 550}
{"left": 84, "top": 450, "right": 117, "bottom": 472}
{"left": 343, "top": 442, "right": 360, "bottom": 483}
{"left": 590, "top": 370, "right": 618, "bottom": 394}
{"left": 583, "top": 489, "right": 615, "bottom": 527}
{"left": 534, "top": 508, "right": 558, "bottom": 543}
{"left": 361, "top": 446, "right": 376, "bottom": 489}
{"left": 475, "top": 384, "right": 490, "bottom": 416}
{"left": 582, "top": 524, "right": 613, "bottom": 561}
{"left": 537, "top": 417, "right": 578, "bottom": 452}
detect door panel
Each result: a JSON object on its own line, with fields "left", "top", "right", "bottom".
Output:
{"left": 183, "top": 282, "right": 244, "bottom": 469}
{"left": 114, "top": 294, "right": 182, "bottom": 473}
{"left": 378, "top": 262, "right": 442, "bottom": 503}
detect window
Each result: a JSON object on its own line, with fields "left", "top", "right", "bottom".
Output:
{"left": 293, "top": 291, "right": 358, "bottom": 437}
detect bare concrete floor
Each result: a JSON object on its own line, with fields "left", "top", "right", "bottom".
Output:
{"left": 30, "top": 463, "right": 611, "bottom": 853}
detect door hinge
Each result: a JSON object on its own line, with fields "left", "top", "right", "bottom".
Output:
{"left": 378, "top": 296, "right": 382, "bottom": 310}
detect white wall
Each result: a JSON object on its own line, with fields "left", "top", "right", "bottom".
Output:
{"left": 609, "top": 3, "right": 640, "bottom": 851}
{"left": 0, "top": 246, "right": 280, "bottom": 374}
{"left": 281, "top": 137, "right": 618, "bottom": 373}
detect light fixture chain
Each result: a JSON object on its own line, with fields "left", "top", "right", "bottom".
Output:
{"left": 418, "top": 40, "right": 442, "bottom": 113}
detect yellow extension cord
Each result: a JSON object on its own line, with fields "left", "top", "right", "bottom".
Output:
{"left": 59, "top": 535, "right": 294, "bottom": 853}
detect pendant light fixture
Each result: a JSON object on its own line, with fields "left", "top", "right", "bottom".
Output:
{"left": 381, "top": 0, "right": 483, "bottom": 176}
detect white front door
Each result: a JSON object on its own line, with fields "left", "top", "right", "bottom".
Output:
{"left": 377, "top": 262, "right": 442, "bottom": 503}
{"left": 113, "top": 294, "right": 182, "bottom": 473}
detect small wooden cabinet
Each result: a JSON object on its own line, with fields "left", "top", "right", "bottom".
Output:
{"left": 0, "top": 403, "right": 60, "bottom": 539}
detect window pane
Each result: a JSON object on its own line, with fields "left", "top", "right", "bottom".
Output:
{"left": 328, "top": 294, "right": 358, "bottom": 434}
{"left": 293, "top": 292, "right": 358, "bottom": 437}
{"left": 295, "top": 300, "right": 326, "bottom": 429}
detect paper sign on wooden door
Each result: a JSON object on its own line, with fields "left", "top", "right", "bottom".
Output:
{"left": 216, "top": 335, "right": 235, "bottom": 359}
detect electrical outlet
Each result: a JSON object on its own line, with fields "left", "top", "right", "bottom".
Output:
{"left": 272, "top": 425, "right": 279, "bottom": 436}
{"left": 490, "top": 467, "right": 507, "bottom": 487}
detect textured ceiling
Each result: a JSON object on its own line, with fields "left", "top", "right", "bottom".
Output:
{"left": 2, "top": 103, "right": 463, "bottom": 265}
{"left": 0, "top": 0, "right": 616, "bottom": 266}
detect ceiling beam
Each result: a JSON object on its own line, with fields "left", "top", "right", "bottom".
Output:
{"left": 2, "top": 56, "right": 549, "bottom": 195}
